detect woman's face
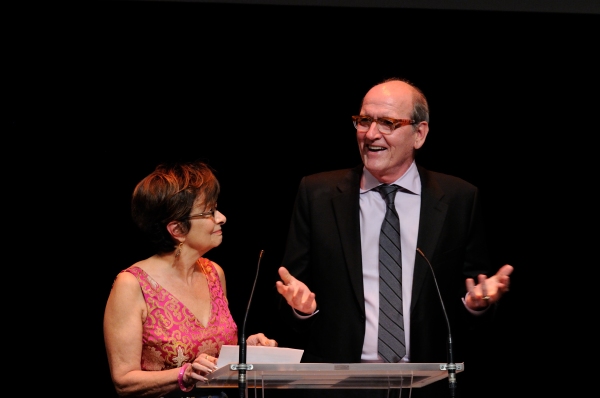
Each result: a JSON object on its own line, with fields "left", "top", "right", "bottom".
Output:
{"left": 186, "top": 199, "right": 226, "bottom": 254}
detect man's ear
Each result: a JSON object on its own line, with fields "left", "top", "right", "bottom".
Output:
{"left": 414, "top": 121, "right": 429, "bottom": 150}
{"left": 167, "top": 221, "right": 185, "bottom": 239}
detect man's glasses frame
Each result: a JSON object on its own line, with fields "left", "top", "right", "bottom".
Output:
{"left": 351, "top": 115, "right": 416, "bottom": 134}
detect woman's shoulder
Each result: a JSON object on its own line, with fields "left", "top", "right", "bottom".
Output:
{"left": 113, "top": 257, "right": 156, "bottom": 287}
{"left": 109, "top": 266, "right": 146, "bottom": 299}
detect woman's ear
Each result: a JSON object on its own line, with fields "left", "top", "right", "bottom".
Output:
{"left": 167, "top": 221, "right": 185, "bottom": 239}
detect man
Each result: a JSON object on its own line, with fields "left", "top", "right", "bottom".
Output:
{"left": 275, "top": 78, "right": 513, "bottom": 398}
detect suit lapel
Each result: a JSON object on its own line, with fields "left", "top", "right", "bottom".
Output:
{"left": 332, "top": 166, "right": 365, "bottom": 315}
{"left": 412, "top": 167, "right": 448, "bottom": 312}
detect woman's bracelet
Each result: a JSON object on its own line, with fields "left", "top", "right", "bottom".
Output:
{"left": 178, "top": 363, "right": 194, "bottom": 392}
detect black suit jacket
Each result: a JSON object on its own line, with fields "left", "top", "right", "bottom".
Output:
{"left": 279, "top": 164, "right": 494, "bottom": 368}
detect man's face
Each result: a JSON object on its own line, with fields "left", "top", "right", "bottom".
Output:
{"left": 357, "top": 81, "right": 428, "bottom": 183}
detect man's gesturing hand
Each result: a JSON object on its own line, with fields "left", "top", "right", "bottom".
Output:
{"left": 276, "top": 266, "right": 317, "bottom": 315}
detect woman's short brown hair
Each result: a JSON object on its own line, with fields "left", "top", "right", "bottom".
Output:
{"left": 131, "top": 160, "right": 220, "bottom": 254}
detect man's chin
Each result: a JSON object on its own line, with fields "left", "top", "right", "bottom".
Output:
{"left": 362, "top": 155, "right": 388, "bottom": 172}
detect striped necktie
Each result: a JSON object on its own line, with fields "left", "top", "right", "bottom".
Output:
{"left": 375, "top": 184, "right": 406, "bottom": 363}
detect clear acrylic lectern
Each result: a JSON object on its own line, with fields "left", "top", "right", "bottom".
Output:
{"left": 198, "top": 362, "right": 463, "bottom": 397}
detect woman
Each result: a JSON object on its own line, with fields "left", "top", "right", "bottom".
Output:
{"left": 104, "top": 160, "right": 277, "bottom": 397}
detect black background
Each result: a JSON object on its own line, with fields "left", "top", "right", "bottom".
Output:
{"left": 9, "top": 1, "right": 597, "bottom": 397}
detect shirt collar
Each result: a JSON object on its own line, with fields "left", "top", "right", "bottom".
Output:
{"left": 360, "top": 161, "right": 421, "bottom": 195}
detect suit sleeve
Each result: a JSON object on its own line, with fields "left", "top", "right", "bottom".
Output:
{"left": 277, "top": 176, "right": 318, "bottom": 337}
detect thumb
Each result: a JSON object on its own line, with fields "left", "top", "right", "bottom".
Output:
{"left": 278, "top": 266, "right": 294, "bottom": 285}
{"left": 497, "top": 264, "right": 514, "bottom": 277}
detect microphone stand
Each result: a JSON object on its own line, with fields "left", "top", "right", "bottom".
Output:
{"left": 233, "top": 250, "right": 264, "bottom": 398}
{"left": 416, "top": 248, "right": 457, "bottom": 398}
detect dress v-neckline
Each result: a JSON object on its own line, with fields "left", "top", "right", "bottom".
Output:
{"left": 133, "top": 263, "right": 213, "bottom": 328}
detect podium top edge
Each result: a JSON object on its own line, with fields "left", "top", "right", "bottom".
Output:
{"left": 218, "top": 362, "right": 463, "bottom": 371}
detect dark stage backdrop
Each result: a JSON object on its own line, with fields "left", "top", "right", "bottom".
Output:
{"left": 12, "top": 2, "right": 595, "bottom": 398}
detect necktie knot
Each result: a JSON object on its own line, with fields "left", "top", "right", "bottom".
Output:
{"left": 376, "top": 184, "right": 399, "bottom": 206}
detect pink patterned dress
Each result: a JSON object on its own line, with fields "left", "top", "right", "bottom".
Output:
{"left": 124, "top": 257, "right": 238, "bottom": 371}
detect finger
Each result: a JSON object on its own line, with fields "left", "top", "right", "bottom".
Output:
{"left": 249, "top": 333, "right": 267, "bottom": 345}
{"left": 278, "top": 266, "right": 296, "bottom": 286}
{"left": 191, "top": 361, "right": 216, "bottom": 376}
{"left": 275, "top": 281, "right": 297, "bottom": 304}
{"left": 259, "top": 338, "right": 277, "bottom": 347}
{"left": 497, "top": 264, "right": 514, "bottom": 277}
{"left": 494, "top": 265, "right": 512, "bottom": 292}
{"left": 294, "top": 291, "right": 317, "bottom": 314}
{"left": 190, "top": 370, "right": 208, "bottom": 383}
{"left": 478, "top": 274, "right": 488, "bottom": 298}
{"left": 197, "top": 353, "right": 218, "bottom": 368}
{"left": 247, "top": 336, "right": 258, "bottom": 345}
{"left": 207, "top": 354, "right": 217, "bottom": 364}
{"left": 290, "top": 286, "right": 307, "bottom": 307}
{"left": 275, "top": 280, "right": 289, "bottom": 293}
{"left": 465, "top": 278, "right": 475, "bottom": 293}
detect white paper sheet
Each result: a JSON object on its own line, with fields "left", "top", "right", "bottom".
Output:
{"left": 216, "top": 345, "right": 304, "bottom": 369}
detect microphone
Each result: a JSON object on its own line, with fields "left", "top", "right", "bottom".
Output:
{"left": 416, "top": 248, "right": 457, "bottom": 398}
{"left": 234, "top": 249, "right": 264, "bottom": 398}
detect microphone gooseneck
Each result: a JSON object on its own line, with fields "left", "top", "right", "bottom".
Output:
{"left": 237, "top": 249, "right": 264, "bottom": 398}
{"left": 416, "top": 248, "right": 457, "bottom": 398}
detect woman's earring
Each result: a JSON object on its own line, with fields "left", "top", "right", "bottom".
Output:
{"left": 175, "top": 242, "right": 183, "bottom": 258}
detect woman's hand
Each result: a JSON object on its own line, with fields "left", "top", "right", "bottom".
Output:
{"left": 247, "top": 332, "right": 278, "bottom": 347}
{"left": 189, "top": 353, "right": 218, "bottom": 383}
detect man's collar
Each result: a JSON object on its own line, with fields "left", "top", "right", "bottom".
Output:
{"left": 360, "top": 161, "right": 420, "bottom": 194}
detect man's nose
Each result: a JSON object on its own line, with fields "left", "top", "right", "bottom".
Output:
{"left": 365, "top": 121, "right": 382, "bottom": 138}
